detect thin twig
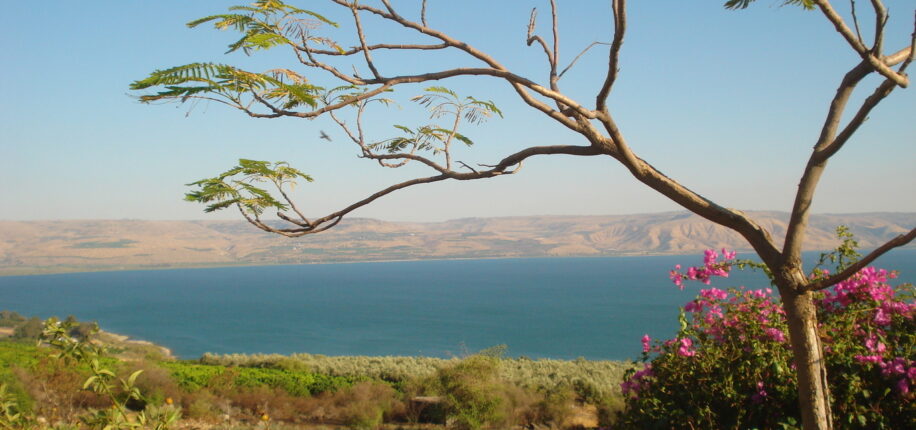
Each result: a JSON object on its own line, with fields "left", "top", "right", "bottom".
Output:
{"left": 850, "top": 0, "right": 864, "bottom": 45}
{"left": 421, "top": 0, "right": 427, "bottom": 27}
{"left": 549, "top": 0, "right": 560, "bottom": 90}
{"left": 527, "top": 8, "right": 555, "bottom": 67}
{"left": 457, "top": 161, "right": 478, "bottom": 173}
{"left": 559, "top": 41, "right": 612, "bottom": 78}
{"left": 351, "top": 5, "right": 382, "bottom": 80}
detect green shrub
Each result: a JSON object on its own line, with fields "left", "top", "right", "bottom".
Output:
{"left": 161, "top": 361, "right": 353, "bottom": 396}
{"left": 11, "top": 318, "right": 42, "bottom": 341}
{"left": 200, "top": 351, "right": 632, "bottom": 400}
{"left": 0, "top": 340, "right": 44, "bottom": 414}
{"left": 0, "top": 311, "right": 26, "bottom": 328}
{"left": 335, "top": 382, "right": 401, "bottom": 429}
{"left": 435, "top": 355, "right": 506, "bottom": 430}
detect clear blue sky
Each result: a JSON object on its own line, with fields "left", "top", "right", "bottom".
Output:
{"left": 2, "top": 1, "right": 913, "bottom": 222}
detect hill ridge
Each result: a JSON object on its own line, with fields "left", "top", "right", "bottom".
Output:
{"left": 1, "top": 211, "right": 912, "bottom": 275}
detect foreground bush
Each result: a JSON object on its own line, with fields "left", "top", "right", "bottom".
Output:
{"left": 617, "top": 246, "right": 915, "bottom": 428}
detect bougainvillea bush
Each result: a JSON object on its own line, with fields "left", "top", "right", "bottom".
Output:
{"left": 617, "top": 246, "right": 915, "bottom": 429}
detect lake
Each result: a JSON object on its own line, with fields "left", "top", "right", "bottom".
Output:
{"left": 1, "top": 249, "right": 913, "bottom": 360}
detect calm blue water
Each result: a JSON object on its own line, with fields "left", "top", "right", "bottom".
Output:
{"left": 1, "top": 250, "right": 913, "bottom": 360}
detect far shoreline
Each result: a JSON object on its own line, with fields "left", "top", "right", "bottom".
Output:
{"left": 4, "top": 246, "right": 914, "bottom": 278}
{"left": 0, "top": 249, "right": 755, "bottom": 278}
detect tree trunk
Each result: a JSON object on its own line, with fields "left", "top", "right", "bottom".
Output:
{"left": 779, "top": 276, "right": 833, "bottom": 430}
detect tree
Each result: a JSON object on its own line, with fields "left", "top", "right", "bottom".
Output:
{"left": 11, "top": 317, "right": 42, "bottom": 341}
{"left": 131, "top": 1, "right": 915, "bottom": 428}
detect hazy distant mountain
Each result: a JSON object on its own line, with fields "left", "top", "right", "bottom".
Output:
{"left": 0, "top": 212, "right": 912, "bottom": 275}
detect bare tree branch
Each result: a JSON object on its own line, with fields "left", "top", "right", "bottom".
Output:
{"left": 869, "top": 0, "right": 887, "bottom": 54}
{"left": 421, "top": 0, "right": 427, "bottom": 27}
{"left": 783, "top": 46, "right": 912, "bottom": 265}
{"left": 815, "top": 0, "right": 909, "bottom": 87}
{"left": 805, "top": 227, "right": 916, "bottom": 291}
{"left": 239, "top": 144, "right": 600, "bottom": 237}
{"left": 527, "top": 8, "right": 554, "bottom": 67}
{"left": 350, "top": 4, "right": 382, "bottom": 80}
{"left": 549, "top": 0, "right": 560, "bottom": 91}
{"left": 597, "top": 0, "right": 626, "bottom": 111}
{"left": 303, "top": 42, "right": 449, "bottom": 56}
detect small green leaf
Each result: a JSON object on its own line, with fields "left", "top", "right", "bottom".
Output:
{"left": 127, "top": 369, "right": 144, "bottom": 387}
{"left": 423, "top": 86, "right": 458, "bottom": 98}
{"left": 83, "top": 376, "right": 98, "bottom": 390}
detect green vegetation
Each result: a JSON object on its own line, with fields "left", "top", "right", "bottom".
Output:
{"left": 200, "top": 351, "right": 631, "bottom": 401}
{"left": 615, "top": 233, "right": 916, "bottom": 429}
{"left": 0, "top": 311, "right": 26, "bottom": 328}
{"left": 160, "top": 361, "right": 355, "bottom": 396}
{"left": 0, "top": 316, "right": 628, "bottom": 429}
{"left": 0, "top": 341, "right": 42, "bottom": 414}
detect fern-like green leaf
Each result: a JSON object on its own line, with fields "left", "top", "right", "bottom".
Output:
{"left": 185, "top": 159, "right": 312, "bottom": 215}
{"left": 452, "top": 132, "right": 474, "bottom": 147}
{"left": 186, "top": 14, "right": 255, "bottom": 31}
{"left": 725, "top": 0, "right": 814, "bottom": 10}
{"left": 424, "top": 86, "right": 458, "bottom": 98}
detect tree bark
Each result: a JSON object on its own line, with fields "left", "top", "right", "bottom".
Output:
{"left": 778, "top": 269, "right": 833, "bottom": 430}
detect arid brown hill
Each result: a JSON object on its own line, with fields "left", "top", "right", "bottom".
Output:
{"left": 1, "top": 211, "right": 912, "bottom": 275}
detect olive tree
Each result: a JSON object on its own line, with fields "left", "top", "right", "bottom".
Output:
{"left": 131, "top": 1, "right": 915, "bottom": 428}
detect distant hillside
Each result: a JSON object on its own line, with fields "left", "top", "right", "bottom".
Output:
{"left": 0, "top": 212, "right": 912, "bottom": 275}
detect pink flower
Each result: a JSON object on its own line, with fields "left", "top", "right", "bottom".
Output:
{"left": 750, "top": 381, "right": 767, "bottom": 404}
{"left": 621, "top": 364, "right": 654, "bottom": 396}
{"left": 874, "top": 308, "right": 891, "bottom": 326}
{"left": 864, "top": 335, "right": 886, "bottom": 354}
{"left": 677, "top": 338, "right": 696, "bottom": 357}
{"left": 880, "top": 358, "right": 908, "bottom": 377}
{"left": 764, "top": 327, "right": 786, "bottom": 343}
{"left": 854, "top": 355, "right": 883, "bottom": 364}
{"left": 641, "top": 334, "right": 652, "bottom": 353}
{"left": 700, "top": 288, "right": 729, "bottom": 301}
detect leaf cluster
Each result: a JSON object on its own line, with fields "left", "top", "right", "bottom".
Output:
{"left": 38, "top": 318, "right": 183, "bottom": 430}
{"left": 724, "top": 0, "right": 815, "bottom": 10}
{"left": 184, "top": 159, "right": 311, "bottom": 215}
{"left": 188, "top": 0, "right": 337, "bottom": 55}
{"left": 813, "top": 225, "right": 862, "bottom": 275}
{"left": 130, "top": 62, "right": 322, "bottom": 110}
{"left": 411, "top": 86, "right": 503, "bottom": 125}
{"left": 372, "top": 87, "right": 502, "bottom": 156}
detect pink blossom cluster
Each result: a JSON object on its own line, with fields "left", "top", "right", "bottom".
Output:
{"left": 632, "top": 252, "right": 915, "bottom": 404}
{"left": 819, "top": 267, "right": 914, "bottom": 326}
{"left": 676, "top": 337, "right": 696, "bottom": 357}
{"left": 821, "top": 267, "right": 898, "bottom": 307}
{"left": 669, "top": 249, "right": 737, "bottom": 290}
{"left": 620, "top": 363, "right": 653, "bottom": 396}
{"left": 817, "top": 265, "right": 915, "bottom": 396}
{"left": 682, "top": 287, "right": 787, "bottom": 345}
{"left": 879, "top": 357, "right": 916, "bottom": 395}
